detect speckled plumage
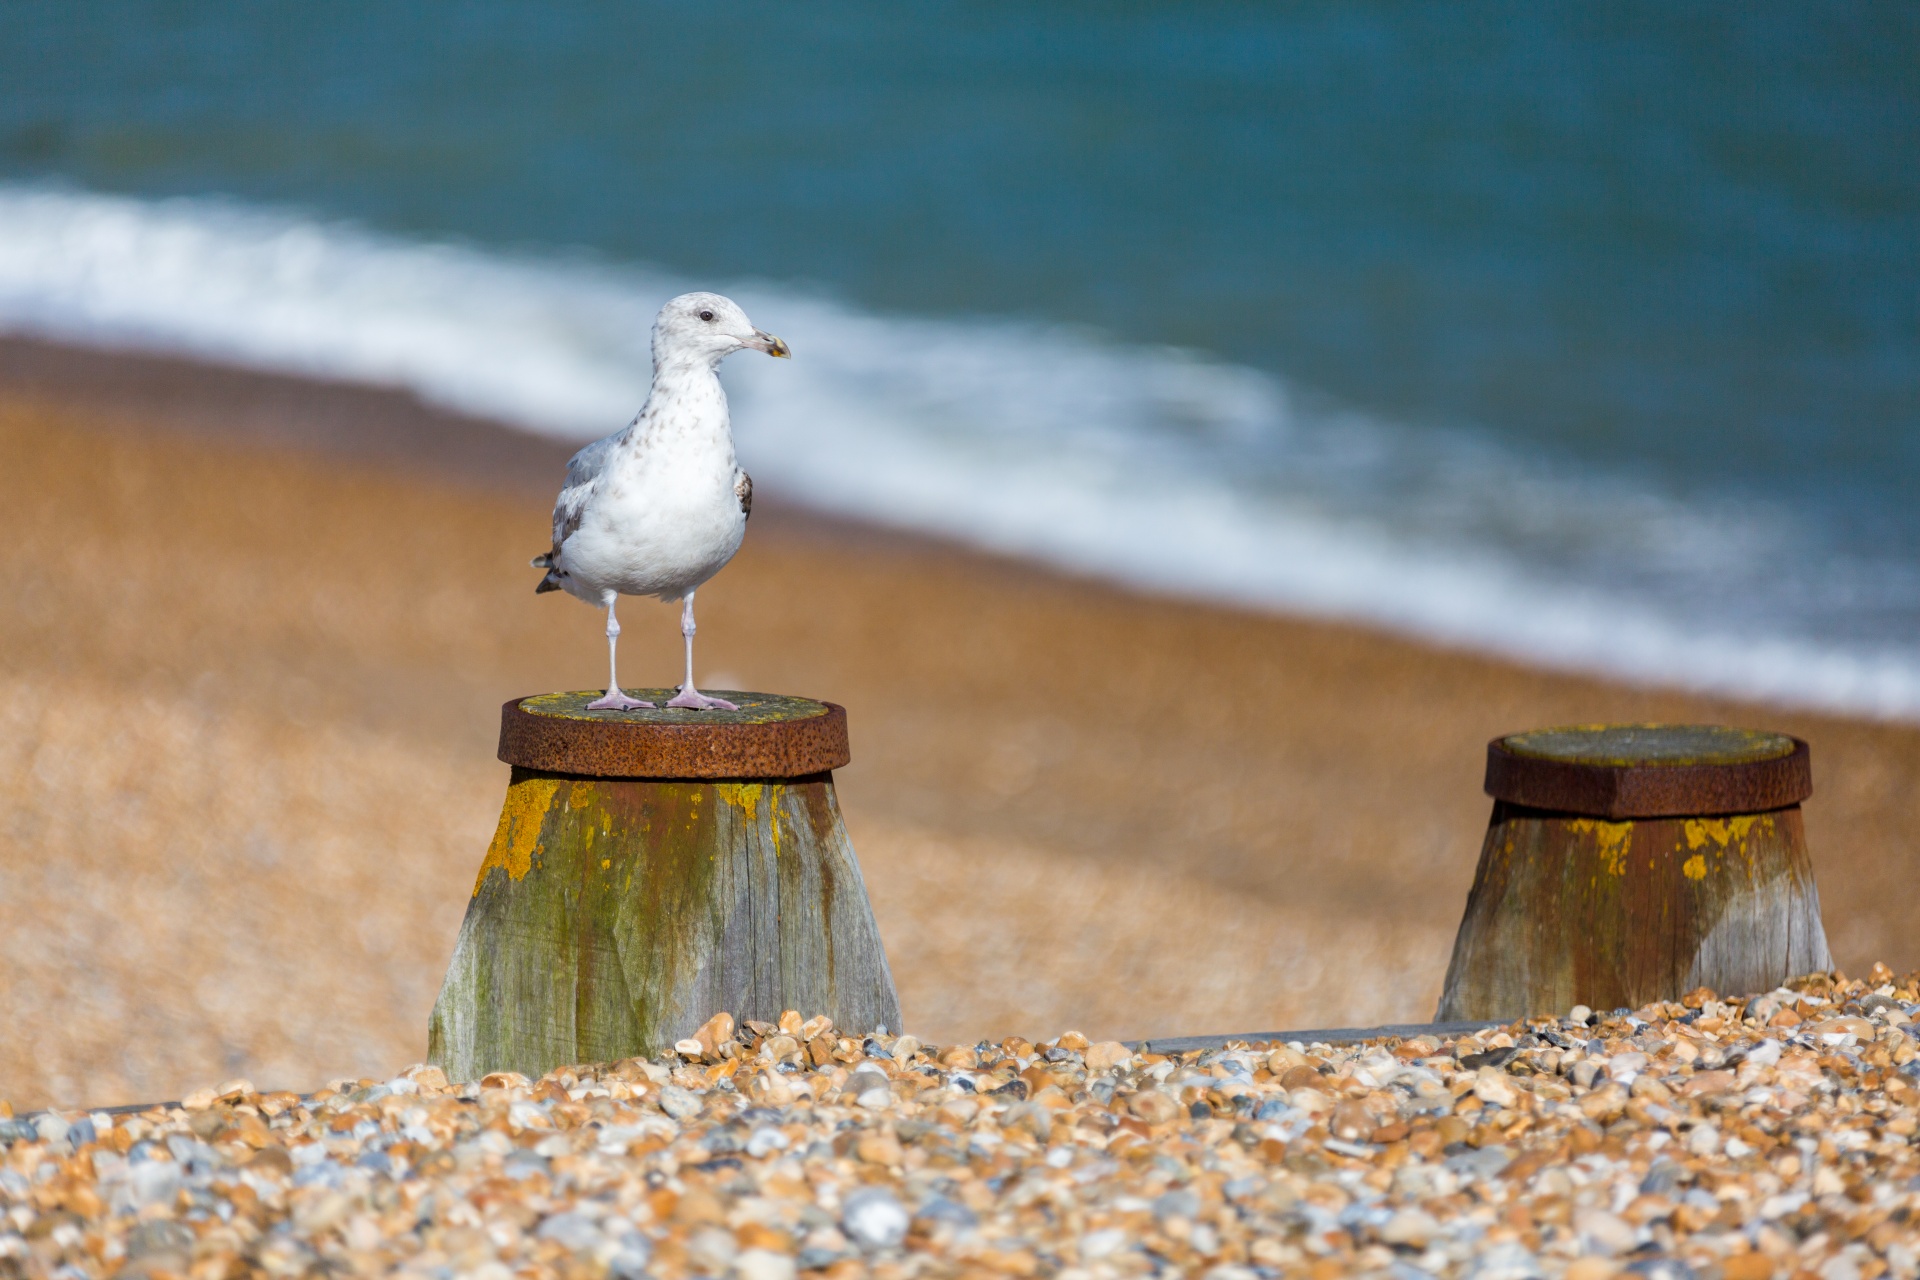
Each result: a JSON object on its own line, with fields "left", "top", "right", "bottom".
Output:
{"left": 533, "top": 291, "right": 787, "bottom": 710}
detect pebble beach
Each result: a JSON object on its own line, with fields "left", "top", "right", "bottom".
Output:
{"left": 5, "top": 972, "right": 1919, "bottom": 1280}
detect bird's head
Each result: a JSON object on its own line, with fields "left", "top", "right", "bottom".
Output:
{"left": 653, "top": 291, "right": 790, "bottom": 369}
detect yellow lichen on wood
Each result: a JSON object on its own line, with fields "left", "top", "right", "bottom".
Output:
{"left": 1440, "top": 801, "right": 1830, "bottom": 1020}
{"left": 431, "top": 771, "right": 900, "bottom": 1079}
{"left": 1685, "top": 814, "right": 1763, "bottom": 850}
{"left": 720, "top": 782, "right": 762, "bottom": 827}
{"left": 1568, "top": 818, "right": 1634, "bottom": 876}
{"left": 472, "top": 776, "right": 559, "bottom": 895}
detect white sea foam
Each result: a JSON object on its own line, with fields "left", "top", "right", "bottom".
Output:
{"left": 2, "top": 184, "right": 1917, "bottom": 718}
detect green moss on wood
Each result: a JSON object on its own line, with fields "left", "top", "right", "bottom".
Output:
{"left": 1502, "top": 724, "right": 1797, "bottom": 767}
{"left": 428, "top": 768, "right": 898, "bottom": 1081}
{"left": 518, "top": 689, "right": 830, "bottom": 727}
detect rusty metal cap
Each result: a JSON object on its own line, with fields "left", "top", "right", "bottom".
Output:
{"left": 1485, "top": 723, "right": 1811, "bottom": 819}
{"left": 499, "top": 691, "right": 850, "bottom": 779}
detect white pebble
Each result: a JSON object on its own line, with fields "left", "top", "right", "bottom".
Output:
{"left": 735, "top": 1249, "right": 797, "bottom": 1280}
{"left": 843, "top": 1187, "right": 909, "bottom": 1249}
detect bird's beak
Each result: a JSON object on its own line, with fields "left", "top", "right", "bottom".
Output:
{"left": 748, "top": 330, "right": 790, "bottom": 358}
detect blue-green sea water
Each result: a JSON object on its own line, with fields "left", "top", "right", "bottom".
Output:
{"left": 1, "top": 4, "right": 1915, "bottom": 712}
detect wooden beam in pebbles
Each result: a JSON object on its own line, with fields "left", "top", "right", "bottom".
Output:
{"left": 431, "top": 692, "right": 899, "bottom": 1082}
{"left": 4, "top": 967, "right": 1919, "bottom": 1279}
{"left": 1442, "top": 725, "right": 1833, "bottom": 1021}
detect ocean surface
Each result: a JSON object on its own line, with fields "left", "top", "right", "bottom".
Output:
{"left": 1, "top": 6, "right": 1915, "bottom": 715}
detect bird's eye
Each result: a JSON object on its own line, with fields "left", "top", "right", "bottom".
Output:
{"left": 699, "top": 309, "right": 715, "bottom": 322}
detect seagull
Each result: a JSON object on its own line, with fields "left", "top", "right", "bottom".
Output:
{"left": 532, "top": 291, "right": 788, "bottom": 711}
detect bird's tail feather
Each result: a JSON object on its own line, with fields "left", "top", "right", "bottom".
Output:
{"left": 531, "top": 550, "right": 564, "bottom": 593}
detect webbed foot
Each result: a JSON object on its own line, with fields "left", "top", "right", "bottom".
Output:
{"left": 666, "top": 687, "right": 738, "bottom": 711}
{"left": 587, "top": 690, "right": 656, "bottom": 711}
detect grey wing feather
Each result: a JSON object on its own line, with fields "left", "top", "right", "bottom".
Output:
{"left": 533, "top": 433, "right": 618, "bottom": 592}
{"left": 552, "top": 435, "right": 616, "bottom": 550}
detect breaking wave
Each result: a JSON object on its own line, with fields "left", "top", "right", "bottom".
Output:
{"left": 3, "top": 184, "right": 1917, "bottom": 718}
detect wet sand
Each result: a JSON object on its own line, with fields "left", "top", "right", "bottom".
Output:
{"left": 2, "top": 339, "right": 1917, "bottom": 1110}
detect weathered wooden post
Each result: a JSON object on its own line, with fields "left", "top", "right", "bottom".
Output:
{"left": 429, "top": 690, "right": 900, "bottom": 1082}
{"left": 1437, "top": 724, "right": 1831, "bottom": 1021}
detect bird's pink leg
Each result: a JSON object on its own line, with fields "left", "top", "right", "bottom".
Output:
{"left": 666, "top": 590, "right": 737, "bottom": 711}
{"left": 587, "top": 594, "right": 654, "bottom": 711}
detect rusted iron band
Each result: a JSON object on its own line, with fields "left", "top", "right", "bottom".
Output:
{"left": 1485, "top": 724, "right": 1810, "bottom": 819}
{"left": 499, "top": 691, "right": 850, "bottom": 779}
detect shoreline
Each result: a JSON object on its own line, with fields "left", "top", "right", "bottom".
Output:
{"left": 2, "top": 336, "right": 1918, "bottom": 1109}
{"left": 13, "top": 332, "right": 1915, "bottom": 728}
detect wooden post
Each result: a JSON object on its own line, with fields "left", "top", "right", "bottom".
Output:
{"left": 1437, "top": 724, "right": 1831, "bottom": 1021}
{"left": 428, "top": 691, "right": 900, "bottom": 1082}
